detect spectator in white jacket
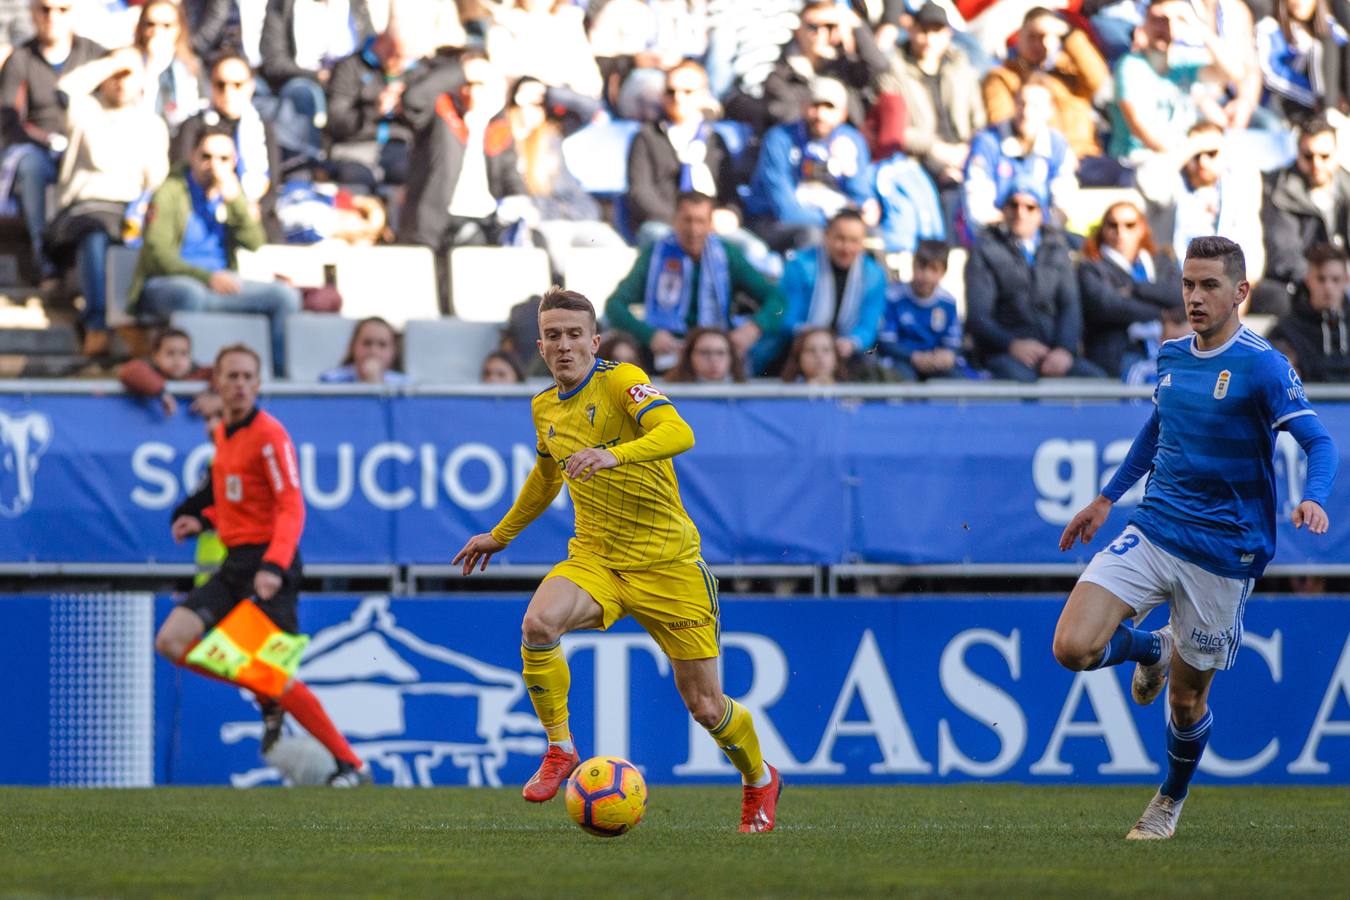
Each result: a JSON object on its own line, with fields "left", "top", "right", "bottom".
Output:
{"left": 1135, "top": 121, "right": 1265, "bottom": 286}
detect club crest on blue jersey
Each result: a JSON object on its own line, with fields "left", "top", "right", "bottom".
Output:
{"left": 1158, "top": 373, "right": 1172, "bottom": 387}
{"left": 1213, "top": 370, "right": 1231, "bottom": 400}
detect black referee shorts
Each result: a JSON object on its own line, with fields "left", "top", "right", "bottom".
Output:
{"left": 179, "top": 544, "right": 303, "bottom": 634}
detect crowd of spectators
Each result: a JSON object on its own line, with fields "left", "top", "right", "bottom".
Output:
{"left": 0, "top": 0, "right": 1348, "bottom": 388}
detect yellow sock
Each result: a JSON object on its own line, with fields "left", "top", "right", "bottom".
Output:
{"left": 708, "top": 696, "right": 766, "bottom": 785}
{"left": 521, "top": 640, "right": 571, "bottom": 743}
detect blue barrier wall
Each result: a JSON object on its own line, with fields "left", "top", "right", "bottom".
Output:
{"left": 12, "top": 593, "right": 1350, "bottom": 786}
{"left": 1, "top": 395, "right": 1346, "bottom": 567}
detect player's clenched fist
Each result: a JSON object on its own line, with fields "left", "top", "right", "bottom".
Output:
{"left": 453, "top": 532, "right": 509, "bottom": 575}
{"left": 171, "top": 515, "right": 203, "bottom": 543}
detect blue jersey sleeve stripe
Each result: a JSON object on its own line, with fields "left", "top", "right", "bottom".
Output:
{"left": 635, "top": 399, "right": 672, "bottom": 423}
{"left": 1273, "top": 409, "right": 1316, "bottom": 428}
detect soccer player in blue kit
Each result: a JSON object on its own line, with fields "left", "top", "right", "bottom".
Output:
{"left": 1054, "top": 236, "right": 1339, "bottom": 840}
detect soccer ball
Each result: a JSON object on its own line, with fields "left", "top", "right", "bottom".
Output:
{"left": 564, "top": 756, "right": 648, "bottom": 837}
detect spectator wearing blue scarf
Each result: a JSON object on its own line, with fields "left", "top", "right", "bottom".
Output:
{"left": 743, "top": 76, "right": 877, "bottom": 252}
{"left": 770, "top": 209, "right": 887, "bottom": 370}
{"left": 605, "top": 191, "right": 786, "bottom": 374}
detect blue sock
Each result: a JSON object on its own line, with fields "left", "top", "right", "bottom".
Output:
{"left": 1160, "top": 710, "right": 1213, "bottom": 801}
{"left": 1088, "top": 623, "right": 1161, "bottom": 669}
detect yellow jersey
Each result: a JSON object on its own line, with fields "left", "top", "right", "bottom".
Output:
{"left": 492, "top": 359, "right": 701, "bottom": 570}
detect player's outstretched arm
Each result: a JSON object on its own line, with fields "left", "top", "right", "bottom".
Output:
{"left": 457, "top": 456, "right": 563, "bottom": 574}
{"left": 1059, "top": 495, "right": 1113, "bottom": 552}
{"left": 453, "top": 532, "right": 509, "bottom": 575}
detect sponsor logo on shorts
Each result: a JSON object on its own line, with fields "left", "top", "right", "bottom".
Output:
{"left": 668, "top": 616, "right": 713, "bottom": 632}
{"left": 1190, "top": 627, "right": 1234, "bottom": 654}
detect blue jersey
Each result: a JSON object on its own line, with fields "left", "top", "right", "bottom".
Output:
{"left": 877, "top": 283, "right": 962, "bottom": 363}
{"left": 1130, "top": 325, "right": 1316, "bottom": 579}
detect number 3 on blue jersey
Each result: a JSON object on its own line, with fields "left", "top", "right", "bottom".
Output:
{"left": 1109, "top": 533, "right": 1140, "bottom": 556}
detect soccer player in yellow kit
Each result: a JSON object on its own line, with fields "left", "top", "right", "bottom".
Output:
{"left": 453, "top": 287, "right": 783, "bottom": 833}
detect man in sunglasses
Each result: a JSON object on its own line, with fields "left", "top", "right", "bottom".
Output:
{"left": 966, "top": 177, "right": 1104, "bottom": 382}
{"left": 0, "top": 0, "right": 105, "bottom": 283}
{"left": 171, "top": 52, "right": 281, "bottom": 237}
{"left": 1256, "top": 117, "right": 1350, "bottom": 317}
{"left": 1136, "top": 121, "right": 1264, "bottom": 288}
{"left": 741, "top": 0, "right": 887, "bottom": 133}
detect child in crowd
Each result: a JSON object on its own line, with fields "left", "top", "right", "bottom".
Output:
{"left": 877, "top": 241, "right": 964, "bottom": 381}
{"left": 665, "top": 327, "right": 747, "bottom": 384}
{"left": 781, "top": 326, "right": 847, "bottom": 385}
{"left": 118, "top": 328, "right": 217, "bottom": 417}
{"left": 481, "top": 350, "right": 525, "bottom": 384}
{"left": 320, "top": 317, "right": 408, "bottom": 384}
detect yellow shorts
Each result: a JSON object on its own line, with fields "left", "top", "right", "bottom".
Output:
{"left": 544, "top": 556, "right": 720, "bottom": 660}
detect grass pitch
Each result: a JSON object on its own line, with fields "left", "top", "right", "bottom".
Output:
{"left": 2, "top": 785, "right": 1347, "bottom": 898}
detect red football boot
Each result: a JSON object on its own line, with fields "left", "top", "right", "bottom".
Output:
{"left": 522, "top": 742, "right": 580, "bottom": 802}
{"left": 738, "top": 764, "right": 783, "bottom": 833}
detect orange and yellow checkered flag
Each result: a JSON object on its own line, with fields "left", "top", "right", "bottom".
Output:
{"left": 185, "top": 600, "right": 308, "bottom": 698}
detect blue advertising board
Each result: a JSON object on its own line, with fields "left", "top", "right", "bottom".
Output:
{"left": 1, "top": 394, "right": 1346, "bottom": 568}
{"left": 14, "top": 592, "right": 1349, "bottom": 787}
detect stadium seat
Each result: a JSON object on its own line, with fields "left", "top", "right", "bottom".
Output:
{"left": 236, "top": 243, "right": 342, "bottom": 287}
{"left": 103, "top": 244, "right": 142, "bottom": 329}
{"left": 560, "top": 120, "right": 641, "bottom": 195}
{"left": 284, "top": 313, "right": 359, "bottom": 382}
{"left": 561, "top": 246, "right": 638, "bottom": 308}
{"left": 170, "top": 311, "right": 273, "bottom": 380}
{"left": 449, "top": 246, "right": 551, "bottom": 323}
{"left": 333, "top": 245, "right": 439, "bottom": 329}
{"left": 402, "top": 318, "right": 502, "bottom": 383}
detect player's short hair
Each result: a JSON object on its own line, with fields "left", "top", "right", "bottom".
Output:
{"left": 538, "top": 285, "right": 597, "bottom": 330}
{"left": 214, "top": 343, "right": 261, "bottom": 373}
{"left": 914, "top": 240, "right": 950, "bottom": 270}
{"left": 827, "top": 208, "right": 865, "bottom": 230}
{"left": 675, "top": 190, "right": 714, "bottom": 210}
{"left": 1298, "top": 115, "right": 1336, "bottom": 143}
{"left": 1185, "top": 236, "right": 1247, "bottom": 285}
{"left": 152, "top": 327, "right": 190, "bottom": 354}
{"left": 1306, "top": 242, "right": 1349, "bottom": 269}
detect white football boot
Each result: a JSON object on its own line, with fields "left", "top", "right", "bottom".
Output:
{"left": 1131, "top": 625, "right": 1173, "bottom": 706}
{"left": 1125, "top": 791, "right": 1185, "bottom": 840}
